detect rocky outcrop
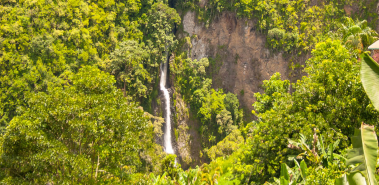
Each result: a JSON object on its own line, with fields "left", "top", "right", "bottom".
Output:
{"left": 180, "top": 11, "right": 307, "bottom": 120}
{"left": 171, "top": 92, "right": 206, "bottom": 169}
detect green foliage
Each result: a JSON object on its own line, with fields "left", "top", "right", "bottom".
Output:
{"left": 198, "top": 89, "right": 225, "bottom": 126}
{"left": 160, "top": 154, "right": 181, "bottom": 180}
{"left": 267, "top": 28, "right": 286, "bottom": 50}
{"left": 239, "top": 89, "right": 244, "bottom": 96}
{"left": 227, "top": 39, "right": 379, "bottom": 183}
{"left": 206, "top": 129, "right": 244, "bottom": 161}
{"left": 280, "top": 163, "right": 290, "bottom": 185}
{"left": 105, "top": 40, "right": 150, "bottom": 98}
{"left": 3, "top": 0, "right": 379, "bottom": 184}
{"left": 177, "top": 167, "right": 204, "bottom": 185}
{"left": 216, "top": 109, "right": 233, "bottom": 135}
{"left": 361, "top": 52, "right": 379, "bottom": 111}
{"left": 178, "top": 0, "right": 354, "bottom": 53}
{"left": 281, "top": 131, "right": 347, "bottom": 184}
{"left": 172, "top": 53, "right": 244, "bottom": 147}
{"left": 288, "top": 133, "right": 343, "bottom": 167}
{"left": 346, "top": 172, "right": 367, "bottom": 185}
{"left": 149, "top": 172, "right": 172, "bottom": 185}
{"left": 175, "top": 128, "right": 179, "bottom": 141}
{"left": 305, "top": 166, "right": 341, "bottom": 184}
{"left": 338, "top": 17, "right": 378, "bottom": 55}
{"left": 172, "top": 56, "right": 210, "bottom": 101}
{"left": 0, "top": 0, "right": 181, "bottom": 183}
{"left": 144, "top": 2, "right": 181, "bottom": 68}
{"left": 300, "top": 160, "right": 307, "bottom": 182}
{"left": 168, "top": 2, "right": 379, "bottom": 185}
{"left": 258, "top": 41, "right": 379, "bottom": 184}
{"left": 346, "top": 123, "right": 378, "bottom": 185}
{"left": 285, "top": 123, "right": 379, "bottom": 185}
{"left": 0, "top": 66, "right": 158, "bottom": 183}
{"left": 224, "top": 93, "right": 243, "bottom": 126}
{"left": 254, "top": 72, "right": 290, "bottom": 113}
{"left": 272, "top": 160, "right": 307, "bottom": 185}
{"left": 0, "top": 0, "right": 182, "bottom": 127}
{"left": 147, "top": 159, "right": 205, "bottom": 184}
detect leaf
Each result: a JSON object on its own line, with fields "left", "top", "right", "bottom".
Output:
{"left": 334, "top": 153, "right": 347, "bottom": 163}
{"left": 335, "top": 172, "right": 367, "bottom": 185}
{"left": 347, "top": 172, "right": 367, "bottom": 185}
{"left": 333, "top": 139, "right": 340, "bottom": 151}
{"left": 361, "top": 52, "right": 379, "bottom": 111}
{"left": 280, "top": 163, "right": 290, "bottom": 181}
{"left": 346, "top": 123, "right": 378, "bottom": 185}
{"left": 274, "top": 177, "right": 280, "bottom": 184}
{"left": 318, "top": 135, "right": 326, "bottom": 156}
{"left": 293, "top": 159, "right": 300, "bottom": 168}
{"left": 328, "top": 144, "right": 334, "bottom": 162}
{"left": 335, "top": 174, "right": 348, "bottom": 185}
{"left": 300, "top": 160, "right": 307, "bottom": 182}
{"left": 280, "top": 176, "right": 289, "bottom": 185}
{"left": 349, "top": 25, "right": 362, "bottom": 35}
{"left": 302, "top": 142, "right": 319, "bottom": 163}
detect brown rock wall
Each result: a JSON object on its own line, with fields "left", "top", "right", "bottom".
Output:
{"left": 181, "top": 11, "right": 307, "bottom": 120}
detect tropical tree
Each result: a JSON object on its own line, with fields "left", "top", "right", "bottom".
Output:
{"left": 224, "top": 93, "right": 243, "bottom": 126}
{"left": 106, "top": 40, "right": 151, "bottom": 99}
{"left": 0, "top": 66, "right": 151, "bottom": 184}
{"left": 144, "top": 2, "right": 181, "bottom": 68}
{"left": 345, "top": 52, "right": 379, "bottom": 185}
{"left": 285, "top": 48, "right": 379, "bottom": 185}
{"left": 338, "top": 17, "right": 378, "bottom": 52}
{"left": 361, "top": 52, "right": 379, "bottom": 110}
{"left": 206, "top": 129, "right": 244, "bottom": 161}
{"left": 339, "top": 123, "right": 378, "bottom": 185}
{"left": 0, "top": 0, "right": 168, "bottom": 129}
{"left": 232, "top": 39, "right": 379, "bottom": 183}
{"left": 253, "top": 72, "right": 290, "bottom": 113}
{"left": 216, "top": 109, "right": 234, "bottom": 136}
{"left": 157, "top": 154, "right": 185, "bottom": 183}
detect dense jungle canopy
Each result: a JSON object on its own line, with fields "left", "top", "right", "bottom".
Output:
{"left": 2, "top": 0, "right": 379, "bottom": 184}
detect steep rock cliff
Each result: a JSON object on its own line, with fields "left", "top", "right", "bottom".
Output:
{"left": 180, "top": 11, "right": 307, "bottom": 119}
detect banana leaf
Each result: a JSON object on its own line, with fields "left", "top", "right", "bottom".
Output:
{"left": 346, "top": 123, "right": 378, "bottom": 185}
{"left": 361, "top": 52, "right": 379, "bottom": 111}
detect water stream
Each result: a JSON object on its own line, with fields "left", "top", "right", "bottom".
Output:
{"left": 160, "top": 59, "right": 174, "bottom": 154}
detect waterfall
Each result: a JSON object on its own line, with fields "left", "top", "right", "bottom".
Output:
{"left": 160, "top": 59, "right": 174, "bottom": 154}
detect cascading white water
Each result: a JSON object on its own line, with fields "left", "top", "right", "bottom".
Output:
{"left": 160, "top": 60, "right": 174, "bottom": 154}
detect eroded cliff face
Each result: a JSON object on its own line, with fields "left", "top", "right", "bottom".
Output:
{"left": 171, "top": 1, "right": 379, "bottom": 169}
{"left": 180, "top": 11, "right": 307, "bottom": 119}
{"left": 172, "top": 10, "right": 309, "bottom": 168}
